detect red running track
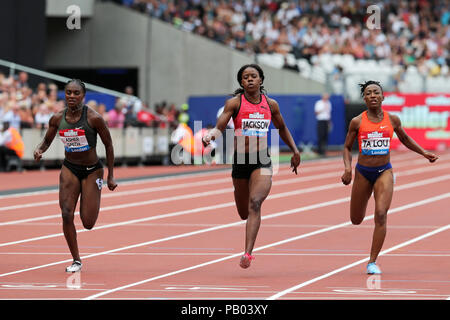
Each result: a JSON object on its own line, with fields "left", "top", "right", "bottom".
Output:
{"left": 0, "top": 151, "right": 449, "bottom": 300}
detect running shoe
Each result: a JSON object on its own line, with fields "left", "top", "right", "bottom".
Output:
{"left": 66, "top": 260, "right": 82, "bottom": 273}
{"left": 366, "top": 262, "right": 381, "bottom": 274}
{"left": 239, "top": 253, "right": 255, "bottom": 269}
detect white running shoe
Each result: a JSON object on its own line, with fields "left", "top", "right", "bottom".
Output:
{"left": 66, "top": 260, "right": 82, "bottom": 273}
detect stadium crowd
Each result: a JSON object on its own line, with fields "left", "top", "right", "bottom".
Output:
{"left": 113, "top": 0, "right": 450, "bottom": 78}
{"left": 0, "top": 71, "right": 180, "bottom": 130}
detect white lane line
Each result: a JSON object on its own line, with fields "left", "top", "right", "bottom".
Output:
{"left": 0, "top": 153, "right": 348, "bottom": 200}
{"left": 0, "top": 182, "right": 344, "bottom": 246}
{"left": 267, "top": 223, "right": 450, "bottom": 300}
{"left": 1, "top": 252, "right": 449, "bottom": 258}
{"left": 0, "top": 169, "right": 229, "bottom": 200}
{"left": 0, "top": 165, "right": 353, "bottom": 224}
{"left": 2, "top": 156, "right": 449, "bottom": 226}
{"left": 0, "top": 196, "right": 349, "bottom": 278}
{"left": 2, "top": 171, "right": 450, "bottom": 248}
{"left": 0, "top": 167, "right": 336, "bottom": 213}
{"left": 1, "top": 152, "right": 441, "bottom": 208}
{"left": 0, "top": 155, "right": 358, "bottom": 210}
{"left": 82, "top": 192, "right": 450, "bottom": 300}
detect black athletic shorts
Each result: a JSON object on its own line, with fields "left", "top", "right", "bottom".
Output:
{"left": 63, "top": 159, "right": 103, "bottom": 181}
{"left": 231, "top": 149, "right": 272, "bottom": 179}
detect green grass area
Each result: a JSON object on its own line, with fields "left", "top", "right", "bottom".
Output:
{"left": 273, "top": 152, "right": 321, "bottom": 163}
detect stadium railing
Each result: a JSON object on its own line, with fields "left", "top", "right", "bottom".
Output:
{"left": 0, "top": 59, "right": 171, "bottom": 168}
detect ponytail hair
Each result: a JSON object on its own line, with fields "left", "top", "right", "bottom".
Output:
{"left": 232, "top": 64, "right": 267, "bottom": 96}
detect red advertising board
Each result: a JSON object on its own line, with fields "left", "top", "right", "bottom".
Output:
{"left": 382, "top": 93, "right": 450, "bottom": 151}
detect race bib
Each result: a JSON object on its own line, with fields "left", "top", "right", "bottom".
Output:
{"left": 241, "top": 113, "right": 270, "bottom": 137}
{"left": 59, "top": 128, "right": 90, "bottom": 152}
{"left": 360, "top": 131, "right": 390, "bottom": 155}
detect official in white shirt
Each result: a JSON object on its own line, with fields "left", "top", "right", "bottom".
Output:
{"left": 314, "top": 93, "right": 332, "bottom": 155}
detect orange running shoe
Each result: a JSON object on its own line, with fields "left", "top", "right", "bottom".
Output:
{"left": 239, "top": 253, "right": 255, "bottom": 269}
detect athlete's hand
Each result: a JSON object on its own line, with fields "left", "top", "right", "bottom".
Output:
{"left": 341, "top": 169, "right": 352, "bottom": 185}
{"left": 107, "top": 176, "right": 118, "bottom": 191}
{"left": 424, "top": 151, "right": 438, "bottom": 163}
{"left": 291, "top": 152, "right": 301, "bottom": 174}
{"left": 202, "top": 134, "right": 212, "bottom": 147}
{"left": 33, "top": 149, "right": 43, "bottom": 162}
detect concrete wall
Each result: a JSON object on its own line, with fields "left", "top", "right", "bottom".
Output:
{"left": 45, "top": 1, "right": 325, "bottom": 108}
{"left": 46, "top": 0, "right": 94, "bottom": 17}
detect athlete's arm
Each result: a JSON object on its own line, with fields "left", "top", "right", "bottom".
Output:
{"left": 203, "top": 98, "right": 237, "bottom": 146}
{"left": 89, "top": 109, "right": 118, "bottom": 191}
{"left": 341, "top": 116, "right": 360, "bottom": 185}
{"left": 390, "top": 114, "right": 438, "bottom": 163}
{"left": 269, "top": 98, "right": 301, "bottom": 174}
{"left": 33, "top": 112, "right": 62, "bottom": 162}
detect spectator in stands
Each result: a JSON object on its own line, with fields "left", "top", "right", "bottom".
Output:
{"left": 0, "top": 122, "right": 24, "bottom": 172}
{"left": 137, "top": 103, "right": 159, "bottom": 128}
{"left": 34, "top": 103, "right": 53, "bottom": 129}
{"left": 119, "top": 0, "right": 450, "bottom": 92}
{"left": 122, "top": 85, "right": 143, "bottom": 115}
{"left": 18, "top": 104, "right": 34, "bottom": 129}
{"left": 1, "top": 102, "right": 21, "bottom": 130}
{"left": 0, "top": 94, "right": 8, "bottom": 121}
{"left": 18, "top": 86, "right": 33, "bottom": 110}
{"left": 53, "top": 100, "right": 65, "bottom": 114}
{"left": 107, "top": 100, "right": 126, "bottom": 128}
{"left": 86, "top": 99, "right": 98, "bottom": 111}
{"left": 16, "top": 71, "right": 29, "bottom": 89}
{"left": 95, "top": 103, "right": 109, "bottom": 123}
{"left": 0, "top": 72, "right": 6, "bottom": 90}
{"left": 165, "top": 102, "right": 179, "bottom": 125}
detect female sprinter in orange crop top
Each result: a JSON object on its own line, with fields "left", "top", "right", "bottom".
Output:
{"left": 341, "top": 80, "right": 438, "bottom": 274}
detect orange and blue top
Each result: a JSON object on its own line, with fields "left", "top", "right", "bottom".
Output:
{"left": 358, "top": 110, "right": 394, "bottom": 155}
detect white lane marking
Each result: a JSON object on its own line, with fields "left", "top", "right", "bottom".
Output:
{"left": 0, "top": 153, "right": 351, "bottom": 200}
{"left": 79, "top": 193, "right": 450, "bottom": 300}
{"left": 2, "top": 156, "right": 450, "bottom": 227}
{"left": 267, "top": 223, "right": 450, "bottom": 300}
{"left": 1, "top": 152, "right": 442, "bottom": 208}
{"left": 2, "top": 171, "right": 450, "bottom": 247}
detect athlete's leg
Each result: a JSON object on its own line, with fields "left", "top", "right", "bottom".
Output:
{"left": 369, "top": 169, "right": 394, "bottom": 263}
{"left": 244, "top": 167, "right": 272, "bottom": 255}
{"left": 233, "top": 178, "right": 250, "bottom": 220}
{"left": 59, "top": 166, "right": 81, "bottom": 262}
{"left": 79, "top": 168, "right": 104, "bottom": 230}
{"left": 350, "top": 168, "right": 373, "bottom": 225}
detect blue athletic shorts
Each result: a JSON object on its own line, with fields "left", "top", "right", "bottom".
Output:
{"left": 355, "top": 162, "right": 392, "bottom": 184}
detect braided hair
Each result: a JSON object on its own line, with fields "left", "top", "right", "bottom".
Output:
{"left": 359, "top": 80, "right": 383, "bottom": 97}
{"left": 232, "top": 64, "right": 267, "bottom": 96}
{"left": 65, "top": 78, "right": 86, "bottom": 94}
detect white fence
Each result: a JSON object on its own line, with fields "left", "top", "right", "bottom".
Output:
{"left": 21, "top": 127, "right": 170, "bottom": 164}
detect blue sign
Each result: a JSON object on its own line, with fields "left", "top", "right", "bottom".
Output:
{"left": 187, "top": 94, "right": 346, "bottom": 149}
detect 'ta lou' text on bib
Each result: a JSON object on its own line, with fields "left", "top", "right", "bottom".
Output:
{"left": 360, "top": 130, "right": 391, "bottom": 155}
{"left": 59, "top": 128, "right": 91, "bottom": 152}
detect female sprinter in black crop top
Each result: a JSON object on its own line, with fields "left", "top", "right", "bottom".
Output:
{"left": 34, "top": 79, "right": 117, "bottom": 273}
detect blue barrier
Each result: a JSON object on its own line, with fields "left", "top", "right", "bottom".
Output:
{"left": 187, "top": 94, "right": 346, "bottom": 148}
